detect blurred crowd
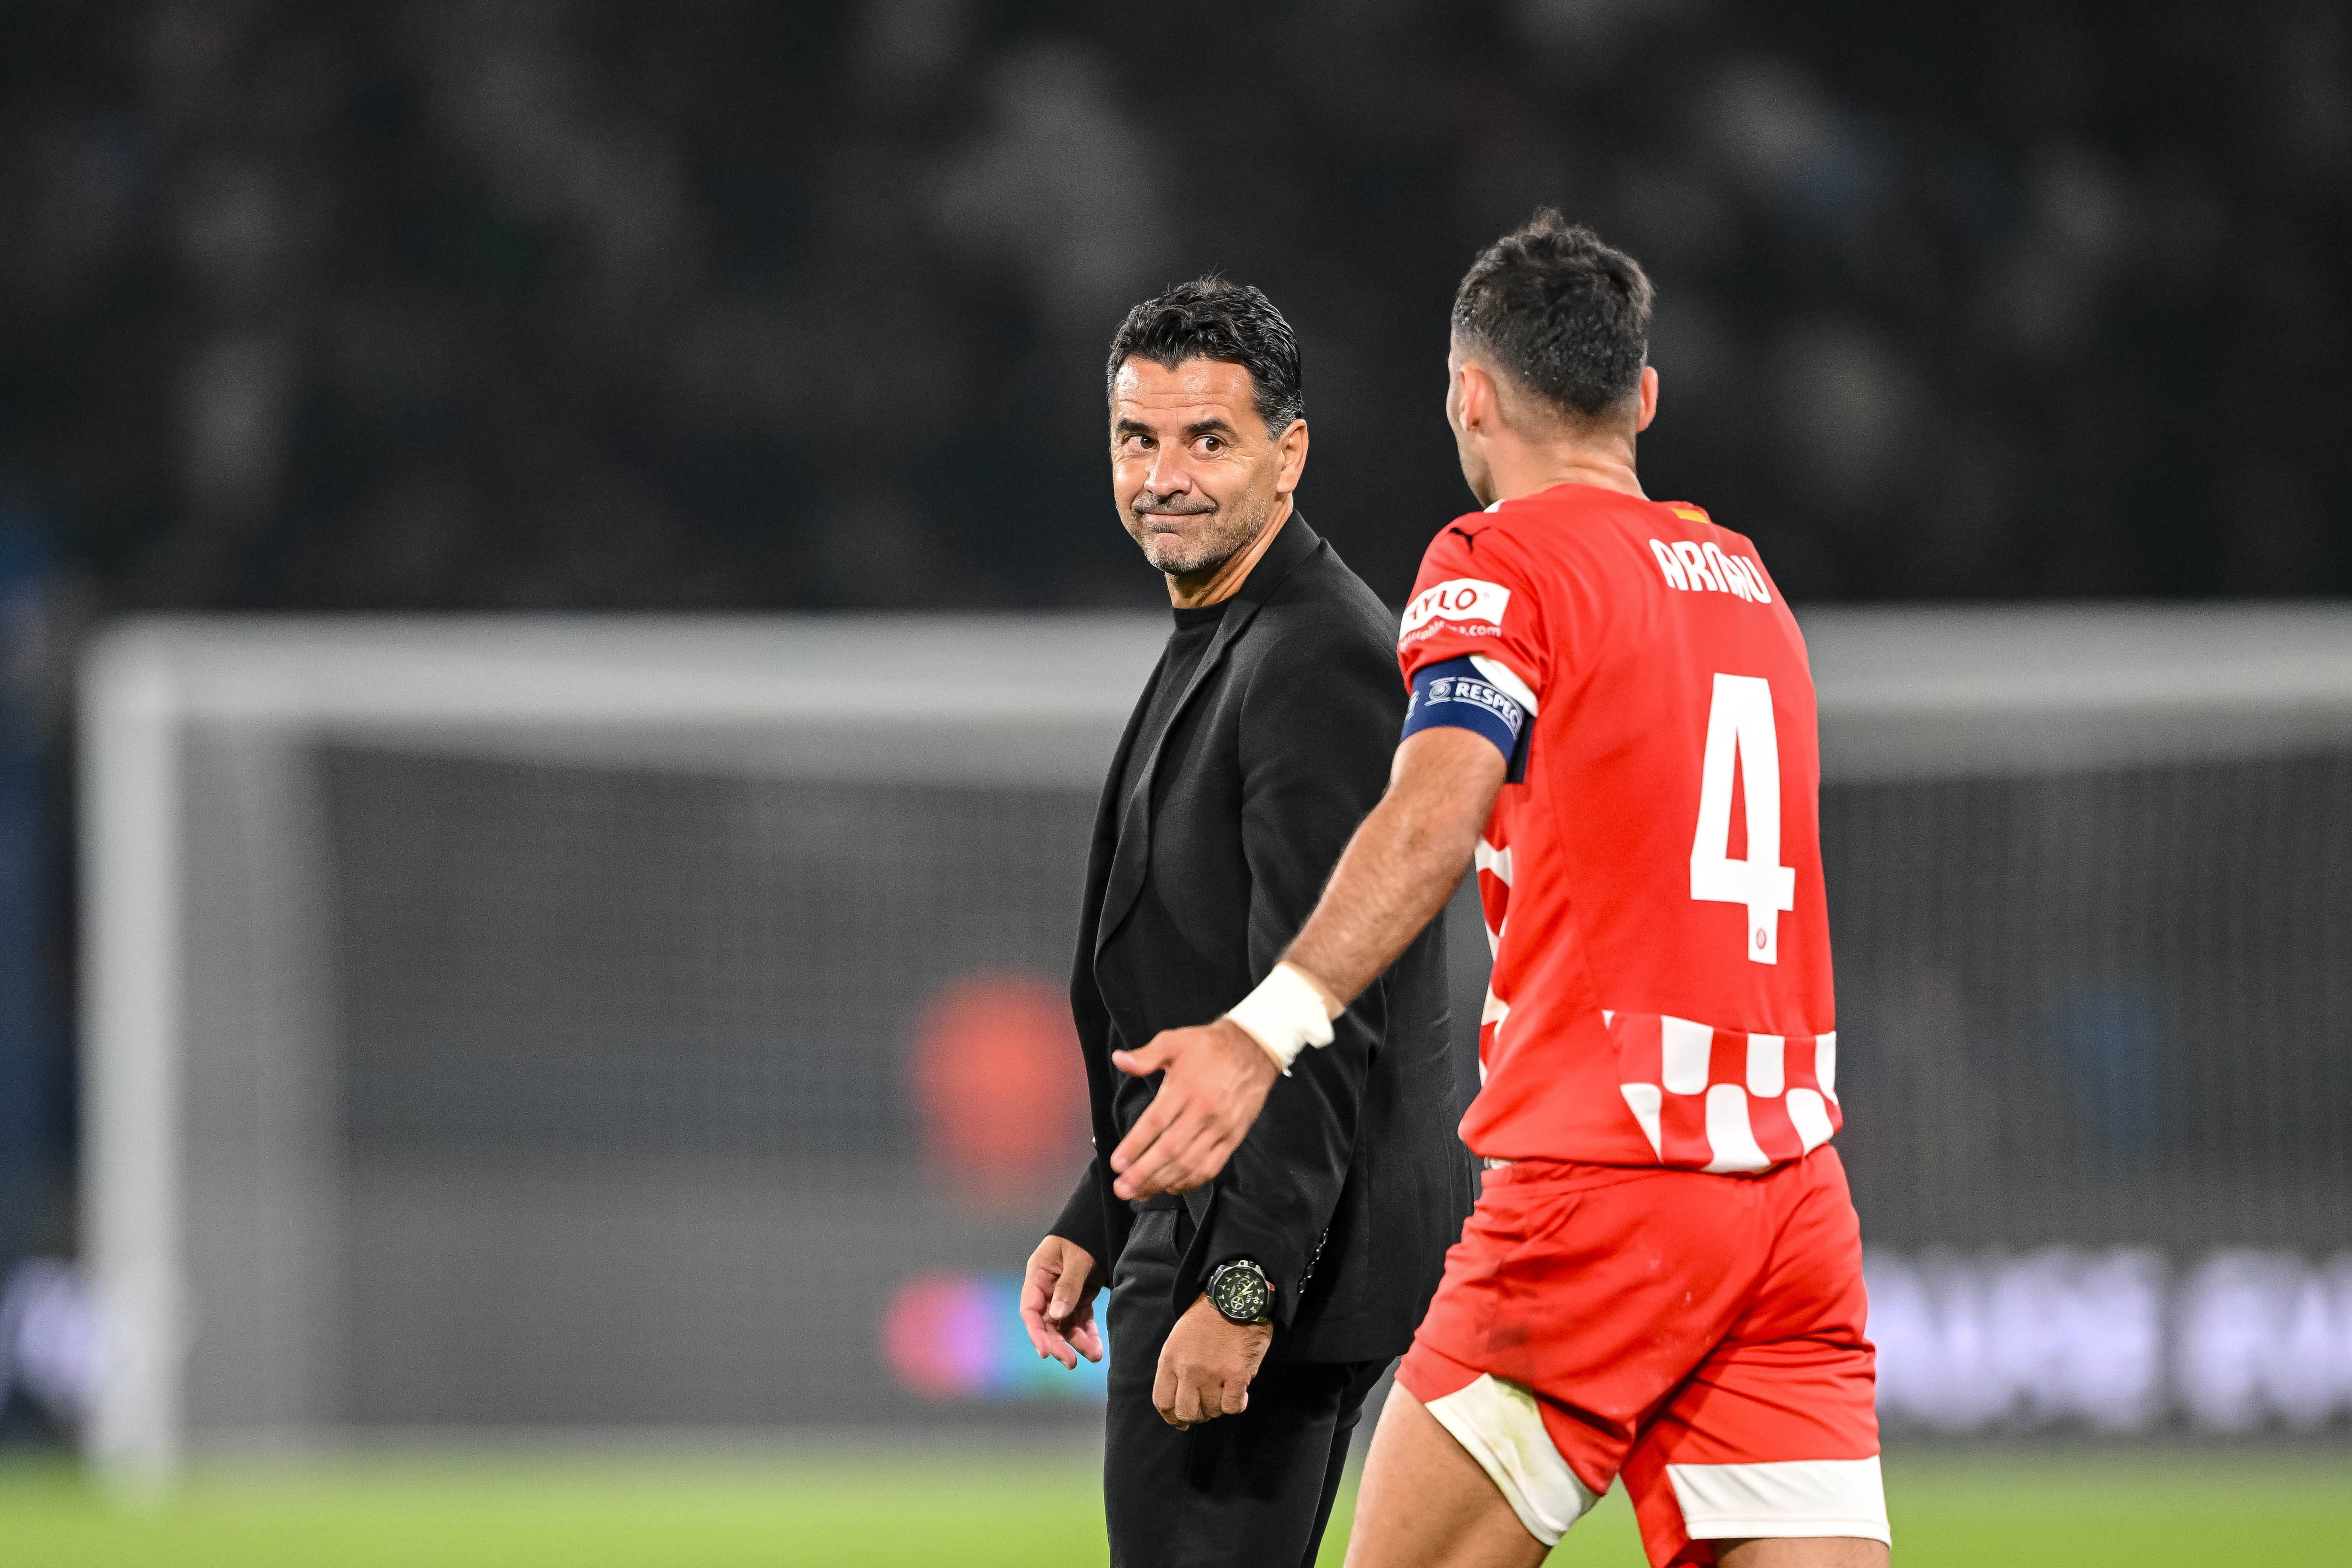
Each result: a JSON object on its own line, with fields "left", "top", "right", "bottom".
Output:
{"left": 0, "top": 0, "right": 2346, "bottom": 614}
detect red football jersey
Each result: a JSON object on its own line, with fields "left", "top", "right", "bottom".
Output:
{"left": 1398, "top": 483, "right": 1840, "bottom": 1170}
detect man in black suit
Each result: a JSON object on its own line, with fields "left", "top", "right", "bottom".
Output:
{"left": 1017, "top": 278, "right": 1475, "bottom": 1568}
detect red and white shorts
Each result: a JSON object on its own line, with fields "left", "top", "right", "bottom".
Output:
{"left": 1394, "top": 1148, "right": 1886, "bottom": 1567}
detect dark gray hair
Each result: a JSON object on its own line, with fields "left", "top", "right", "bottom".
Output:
{"left": 1106, "top": 277, "right": 1304, "bottom": 436}
{"left": 1453, "top": 211, "right": 1653, "bottom": 418}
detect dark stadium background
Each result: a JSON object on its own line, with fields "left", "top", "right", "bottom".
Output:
{"left": 4, "top": 1, "right": 2346, "bottom": 618}
{"left": 0, "top": 0, "right": 2349, "bottom": 1470}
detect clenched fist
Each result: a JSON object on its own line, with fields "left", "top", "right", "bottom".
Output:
{"left": 1154, "top": 1293, "right": 1272, "bottom": 1429}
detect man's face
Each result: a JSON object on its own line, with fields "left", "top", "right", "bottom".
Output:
{"left": 1111, "top": 357, "right": 1298, "bottom": 580}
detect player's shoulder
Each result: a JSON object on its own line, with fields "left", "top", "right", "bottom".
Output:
{"left": 1419, "top": 485, "right": 1665, "bottom": 586}
{"left": 1414, "top": 498, "right": 1544, "bottom": 579}
{"left": 1658, "top": 498, "right": 1763, "bottom": 554}
{"left": 1398, "top": 506, "right": 1531, "bottom": 650}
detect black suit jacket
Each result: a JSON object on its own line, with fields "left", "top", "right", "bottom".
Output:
{"left": 1051, "top": 514, "right": 1476, "bottom": 1364}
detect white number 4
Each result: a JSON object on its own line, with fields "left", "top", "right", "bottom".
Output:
{"left": 1690, "top": 673, "right": 1796, "bottom": 964}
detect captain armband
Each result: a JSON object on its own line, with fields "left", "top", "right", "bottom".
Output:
{"left": 1401, "top": 655, "right": 1535, "bottom": 782}
{"left": 1225, "top": 962, "right": 1338, "bottom": 1074}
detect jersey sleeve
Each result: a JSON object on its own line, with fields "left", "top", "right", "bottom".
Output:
{"left": 1395, "top": 519, "right": 1550, "bottom": 719}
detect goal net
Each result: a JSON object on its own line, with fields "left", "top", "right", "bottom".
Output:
{"left": 79, "top": 608, "right": 2352, "bottom": 1481}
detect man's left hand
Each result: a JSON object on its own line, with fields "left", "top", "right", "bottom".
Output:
{"left": 1109, "top": 1018, "right": 1281, "bottom": 1200}
{"left": 1153, "top": 1292, "right": 1273, "bottom": 1429}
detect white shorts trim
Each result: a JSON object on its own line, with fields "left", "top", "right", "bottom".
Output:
{"left": 1665, "top": 1457, "right": 1891, "bottom": 1544}
{"left": 1422, "top": 1374, "right": 1597, "bottom": 1547}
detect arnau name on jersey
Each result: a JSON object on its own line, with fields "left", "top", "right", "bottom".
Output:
{"left": 1649, "top": 536, "right": 1771, "bottom": 603}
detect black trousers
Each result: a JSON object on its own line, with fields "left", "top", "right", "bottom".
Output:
{"left": 1104, "top": 1207, "right": 1389, "bottom": 1568}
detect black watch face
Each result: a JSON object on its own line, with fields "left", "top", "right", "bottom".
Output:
{"left": 1212, "top": 1265, "right": 1270, "bottom": 1324}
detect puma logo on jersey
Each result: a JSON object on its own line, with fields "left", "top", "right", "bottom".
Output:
{"left": 1399, "top": 577, "right": 1512, "bottom": 643}
{"left": 1648, "top": 539, "right": 1772, "bottom": 604}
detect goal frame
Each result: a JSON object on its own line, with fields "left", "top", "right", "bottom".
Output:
{"left": 78, "top": 606, "right": 2352, "bottom": 1486}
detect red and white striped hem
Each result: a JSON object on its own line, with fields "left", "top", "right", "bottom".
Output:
{"left": 1607, "top": 1010, "right": 1840, "bottom": 1172}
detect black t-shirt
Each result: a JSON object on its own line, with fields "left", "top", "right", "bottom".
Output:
{"left": 1115, "top": 603, "right": 1226, "bottom": 823}
{"left": 1110, "top": 601, "right": 1226, "bottom": 1141}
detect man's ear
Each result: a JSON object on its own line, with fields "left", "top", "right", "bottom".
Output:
{"left": 1274, "top": 417, "right": 1310, "bottom": 495}
{"left": 1634, "top": 365, "right": 1659, "bottom": 434}
{"left": 1455, "top": 362, "right": 1500, "bottom": 436}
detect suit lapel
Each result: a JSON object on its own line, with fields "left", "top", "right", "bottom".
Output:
{"left": 1073, "top": 657, "right": 1163, "bottom": 962}
{"left": 1093, "top": 514, "right": 1327, "bottom": 958}
{"left": 1093, "top": 600, "right": 1259, "bottom": 958}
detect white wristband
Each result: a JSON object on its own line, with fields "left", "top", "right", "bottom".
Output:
{"left": 1224, "top": 963, "right": 1337, "bottom": 1075}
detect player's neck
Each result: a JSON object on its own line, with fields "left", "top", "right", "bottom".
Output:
{"left": 1485, "top": 440, "right": 1646, "bottom": 504}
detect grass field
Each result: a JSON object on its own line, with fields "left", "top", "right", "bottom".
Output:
{"left": 0, "top": 1446, "right": 2345, "bottom": 1566}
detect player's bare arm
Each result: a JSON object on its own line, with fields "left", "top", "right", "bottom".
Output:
{"left": 1109, "top": 726, "right": 1504, "bottom": 1201}
{"left": 1284, "top": 727, "right": 1506, "bottom": 1005}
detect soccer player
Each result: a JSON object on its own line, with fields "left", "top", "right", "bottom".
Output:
{"left": 1101, "top": 214, "right": 1889, "bottom": 1567}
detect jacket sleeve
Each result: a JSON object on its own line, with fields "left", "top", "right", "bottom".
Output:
{"left": 1049, "top": 1157, "right": 1116, "bottom": 1270}
{"left": 1190, "top": 612, "right": 1403, "bottom": 1325}
{"left": 1053, "top": 956, "right": 1128, "bottom": 1274}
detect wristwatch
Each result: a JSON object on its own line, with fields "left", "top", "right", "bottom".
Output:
{"left": 1206, "top": 1259, "right": 1275, "bottom": 1326}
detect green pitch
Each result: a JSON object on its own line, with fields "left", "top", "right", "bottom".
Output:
{"left": 0, "top": 1447, "right": 2344, "bottom": 1566}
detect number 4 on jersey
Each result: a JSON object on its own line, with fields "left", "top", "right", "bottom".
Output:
{"left": 1690, "top": 673, "right": 1797, "bottom": 963}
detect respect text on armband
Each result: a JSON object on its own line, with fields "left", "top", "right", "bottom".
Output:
{"left": 1424, "top": 675, "right": 1525, "bottom": 736}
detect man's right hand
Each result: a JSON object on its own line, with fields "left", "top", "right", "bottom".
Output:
{"left": 1019, "top": 1235, "right": 1104, "bottom": 1370}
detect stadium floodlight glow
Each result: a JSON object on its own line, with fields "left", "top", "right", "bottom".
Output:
{"left": 79, "top": 606, "right": 2352, "bottom": 1486}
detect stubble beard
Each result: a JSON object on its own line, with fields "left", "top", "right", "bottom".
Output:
{"left": 1129, "top": 490, "right": 1276, "bottom": 579}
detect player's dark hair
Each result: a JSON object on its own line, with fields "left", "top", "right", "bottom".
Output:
{"left": 1106, "top": 277, "right": 1304, "bottom": 436}
{"left": 1453, "top": 211, "right": 1653, "bottom": 420}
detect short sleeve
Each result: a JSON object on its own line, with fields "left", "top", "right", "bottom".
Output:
{"left": 1396, "top": 519, "right": 1550, "bottom": 714}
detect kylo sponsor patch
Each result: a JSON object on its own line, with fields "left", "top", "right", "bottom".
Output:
{"left": 1399, "top": 577, "right": 1512, "bottom": 646}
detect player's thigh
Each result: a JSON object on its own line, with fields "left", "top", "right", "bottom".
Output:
{"left": 1342, "top": 1387, "right": 1548, "bottom": 1568}
{"left": 1716, "top": 1537, "right": 1889, "bottom": 1567}
{"left": 1684, "top": 1152, "right": 1877, "bottom": 1464}
{"left": 1421, "top": 1165, "right": 1763, "bottom": 1452}
{"left": 1616, "top": 1157, "right": 1885, "bottom": 1565}
{"left": 1744, "top": 1150, "right": 1870, "bottom": 1348}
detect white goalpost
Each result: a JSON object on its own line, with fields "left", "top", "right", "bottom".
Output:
{"left": 78, "top": 607, "right": 2352, "bottom": 1484}
{"left": 79, "top": 616, "right": 1169, "bottom": 1485}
